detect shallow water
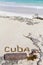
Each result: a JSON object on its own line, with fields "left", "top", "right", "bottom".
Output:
{"left": 0, "top": 0, "right": 43, "bottom": 6}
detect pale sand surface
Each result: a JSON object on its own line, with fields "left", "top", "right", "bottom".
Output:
{"left": 0, "top": 11, "right": 43, "bottom": 55}
{"left": 0, "top": 11, "right": 43, "bottom": 65}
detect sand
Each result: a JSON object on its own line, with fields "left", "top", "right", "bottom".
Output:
{"left": 0, "top": 4, "right": 43, "bottom": 65}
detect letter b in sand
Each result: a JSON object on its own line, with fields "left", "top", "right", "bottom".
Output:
{"left": 17, "top": 45, "right": 23, "bottom": 52}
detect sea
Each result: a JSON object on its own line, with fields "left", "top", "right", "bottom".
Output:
{"left": 0, "top": 0, "right": 43, "bottom": 5}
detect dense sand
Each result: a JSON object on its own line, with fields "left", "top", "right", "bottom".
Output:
{"left": 0, "top": 11, "right": 43, "bottom": 65}
{"left": 0, "top": 3, "right": 43, "bottom": 65}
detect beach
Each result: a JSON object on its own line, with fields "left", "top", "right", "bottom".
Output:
{"left": 0, "top": 9, "right": 43, "bottom": 65}
{"left": 0, "top": 2, "right": 43, "bottom": 65}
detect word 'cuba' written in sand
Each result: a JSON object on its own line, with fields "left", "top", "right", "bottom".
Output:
{"left": 4, "top": 45, "right": 30, "bottom": 52}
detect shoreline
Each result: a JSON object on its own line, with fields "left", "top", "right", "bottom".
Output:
{"left": 0, "top": 10, "right": 43, "bottom": 19}
{"left": 0, "top": 4, "right": 43, "bottom": 16}
{"left": 0, "top": 2, "right": 43, "bottom": 18}
{"left": 0, "top": 11, "right": 33, "bottom": 19}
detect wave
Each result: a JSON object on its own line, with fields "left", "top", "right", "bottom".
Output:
{"left": 0, "top": 2, "right": 43, "bottom": 9}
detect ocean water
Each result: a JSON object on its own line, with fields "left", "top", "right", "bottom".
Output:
{"left": 0, "top": 0, "right": 43, "bottom": 4}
